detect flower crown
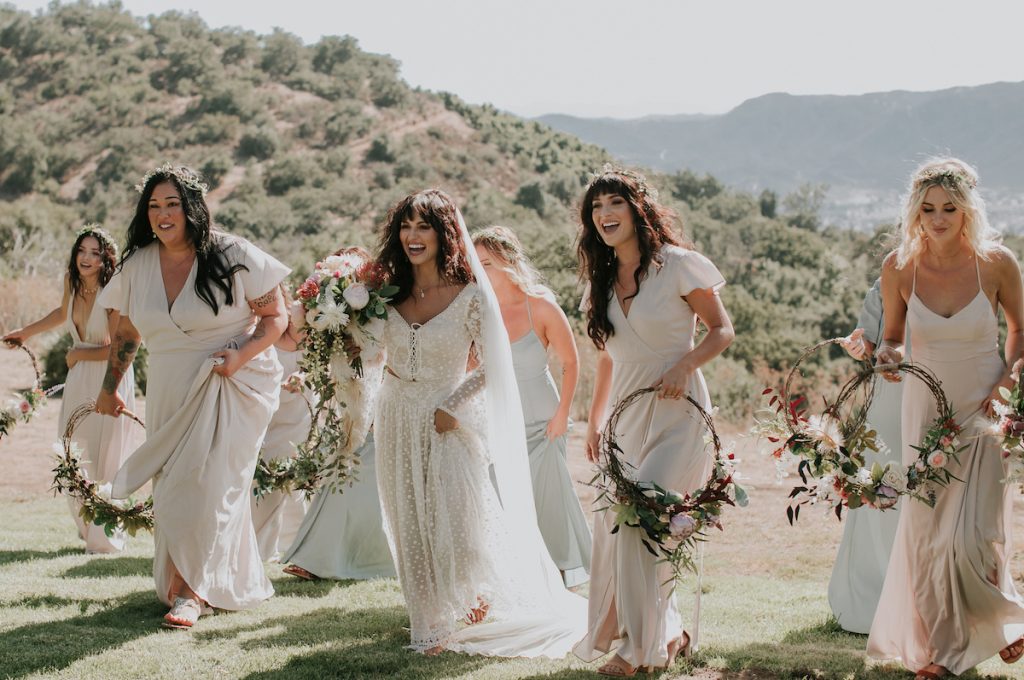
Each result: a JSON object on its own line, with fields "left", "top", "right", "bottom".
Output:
{"left": 76, "top": 223, "right": 119, "bottom": 257}
{"left": 134, "top": 163, "right": 209, "bottom": 196}
{"left": 917, "top": 167, "right": 977, "bottom": 191}
{"left": 588, "top": 163, "right": 659, "bottom": 201}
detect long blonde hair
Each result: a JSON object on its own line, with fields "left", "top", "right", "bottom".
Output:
{"left": 893, "top": 157, "right": 999, "bottom": 269}
{"left": 472, "top": 226, "right": 550, "bottom": 298}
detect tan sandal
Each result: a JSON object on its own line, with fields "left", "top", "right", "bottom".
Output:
{"left": 283, "top": 564, "right": 319, "bottom": 581}
{"left": 597, "top": 655, "right": 638, "bottom": 677}
{"left": 464, "top": 597, "right": 489, "bottom": 625}
{"left": 1001, "top": 636, "right": 1024, "bottom": 664}
{"left": 162, "top": 596, "right": 212, "bottom": 629}
{"left": 914, "top": 664, "right": 948, "bottom": 680}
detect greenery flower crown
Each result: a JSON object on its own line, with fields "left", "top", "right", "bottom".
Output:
{"left": 917, "top": 167, "right": 977, "bottom": 191}
{"left": 134, "top": 162, "right": 209, "bottom": 196}
{"left": 589, "top": 163, "right": 659, "bottom": 202}
{"left": 76, "top": 223, "right": 119, "bottom": 257}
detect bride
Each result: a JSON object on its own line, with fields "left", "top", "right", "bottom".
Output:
{"left": 372, "top": 189, "right": 586, "bottom": 657}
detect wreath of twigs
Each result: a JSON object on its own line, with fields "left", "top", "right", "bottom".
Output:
{"left": 251, "top": 393, "right": 322, "bottom": 500}
{"left": 1, "top": 341, "right": 64, "bottom": 442}
{"left": 758, "top": 338, "right": 964, "bottom": 523}
{"left": 592, "top": 386, "right": 747, "bottom": 582}
{"left": 51, "top": 402, "right": 153, "bottom": 536}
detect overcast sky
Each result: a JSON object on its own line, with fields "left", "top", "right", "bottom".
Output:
{"left": 11, "top": 0, "right": 1024, "bottom": 118}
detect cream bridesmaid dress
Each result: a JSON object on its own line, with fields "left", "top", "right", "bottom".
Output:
{"left": 867, "top": 260, "right": 1024, "bottom": 673}
{"left": 250, "top": 347, "right": 309, "bottom": 562}
{"left": 574, "top": 245, "right": 725, "bottom": 669}
{"left": 60, "top": 286, "right": 137, "bottom": 553}
{"left": 100, "top": 235, "right": 288, "bottom": 610}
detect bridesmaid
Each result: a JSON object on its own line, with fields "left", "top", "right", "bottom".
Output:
{"left": 573, "top": 167, "right": 734, "bottom": 676}
{"left": 830, "top": 279, "right": 902, "bottom": 632}
{"left": 3, "top": 226, "right": 136, "bottom": 553}
{"left": 95, "top": 164, "right": 289, "bottom": 629}
{"left": 868, "top": 158, "right": 1024, "bottom": 679}
{"left": 250, "top": 283, "right": 310, "bottom": 563}
{"left": 472, "top": 225, "right": 592, "bottom": 588}
{"left": 282, "top": 248, "right": 395, "bottom": 581}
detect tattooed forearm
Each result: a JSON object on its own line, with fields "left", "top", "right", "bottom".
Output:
{"left": 102, "top": 333, "right": 139, "bottom": 394}
{"left": 249, "top": 288, "right": 279, "bottom": 310}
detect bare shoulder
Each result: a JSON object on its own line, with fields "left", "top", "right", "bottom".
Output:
{"left": 986, "top": 244, "right": 1020, "bottom": 271}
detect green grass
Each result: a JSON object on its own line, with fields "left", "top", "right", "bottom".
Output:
{"left": 2, "top": 495, "right": 1022, "bottom": 680}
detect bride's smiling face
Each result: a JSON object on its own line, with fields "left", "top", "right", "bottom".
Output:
{"left": 918, "top": 185, "right": 965, "bottom": 245}
{"left": 400, "top": 211, "right": 439, "bottom": 267}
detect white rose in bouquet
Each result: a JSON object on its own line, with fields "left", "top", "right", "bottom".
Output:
{"left": 343, "top": 282, "right": 371, "bottom": 310}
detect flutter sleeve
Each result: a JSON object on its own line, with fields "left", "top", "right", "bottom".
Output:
{"left": 97, "top": 269, "right": 130, "bottom": 315}
{"left": 438, "top": 289, "right": 485, "bottom": 417}
{"left": 856, "top": 278, "right": 885, "bottom": 346}
{"left": 228, "top": 236, "right": 291, "bottom": 302}
{"left": 578, "top": 281, "right": 593, "bottom": 314}
{"left": 673, "top": 248, "right": 726, "bottom": 296}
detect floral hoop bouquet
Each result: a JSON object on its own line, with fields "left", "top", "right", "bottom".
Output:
{"left": 754, "top": 338, "right": 964, "bottom": 522}
{"left": 291, "top": 252, "right": 397, "bottom": 490}
{"left": 593, "top": 387, "right": 748, "bottom": 582}
{"left": 51, "top": 402, "right": 153, "bottom": 536}
{"left": 1, "top": 341, "right": 63, "bottom": 442}
{"left": 991, "top": 360, "right": 1024, "bottom": 483}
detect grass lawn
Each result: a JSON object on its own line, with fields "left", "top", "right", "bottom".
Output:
{"left": 2, "top": 358, "right": 1024, "bottom": 679}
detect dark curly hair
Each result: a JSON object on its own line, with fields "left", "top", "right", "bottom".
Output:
{"left": 121, "top": 165, "right": 247, "bottom": 314}
{"left": 376, "top": 189, "right": 473, "bottom": 304}
{"left": 577, "top": 168, "right": 688, "bottom": 350}
{"left": 68, "top": 228, "right": 118, "bottom": 298}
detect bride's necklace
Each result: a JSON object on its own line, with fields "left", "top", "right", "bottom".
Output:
{"left": 415, "top": 281, "right": 442, "bottom": 299}
{"left": 80, "top": 284, "right": 98, "bottom": 295}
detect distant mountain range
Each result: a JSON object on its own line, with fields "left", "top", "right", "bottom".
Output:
{"left": 538, "top": 81, "right": 1024, "bottom": 204}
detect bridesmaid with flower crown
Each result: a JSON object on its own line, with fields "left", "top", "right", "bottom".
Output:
{"left": 574, "top": 167, "right": 734, "bottom": 676}
{"left": 4, "top": 226, "right": 136, "bottom": 554}
{"left": 95, "top": 164, "right": 289, "bottom": 629}
{"left": 868, "top": 158, "right": 1024, "bottom": 679}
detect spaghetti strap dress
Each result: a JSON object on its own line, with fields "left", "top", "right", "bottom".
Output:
{"left": 867, "top": 259, "right": 1024, "bottom": 673}
{"left": 510, "top": 296, "right": 591, "bottom": 588}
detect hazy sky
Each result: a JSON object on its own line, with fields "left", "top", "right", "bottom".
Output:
{"left": 11, "top": 0, "right": 1024, "bottom": 118}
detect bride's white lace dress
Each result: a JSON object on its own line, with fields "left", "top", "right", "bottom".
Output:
{"left": 375, "top": 283, "right": 585, "bottom": 657}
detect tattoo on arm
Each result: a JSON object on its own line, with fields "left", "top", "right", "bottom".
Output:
{"left": 249, "top": 288, "right": 278, "bottom": 310}
{"left": 101, "top": 333, "right": 139, "bottom": 394}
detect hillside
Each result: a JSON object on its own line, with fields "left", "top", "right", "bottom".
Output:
{"left": 0, "top": 3, "right": 926, "bottom": 416}
{"left": 538, "top": 82, "right": 1024, "bottom": 228}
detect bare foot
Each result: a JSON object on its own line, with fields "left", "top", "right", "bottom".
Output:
{"left": 424, "top": 645, "right": 445, "bottom": 656}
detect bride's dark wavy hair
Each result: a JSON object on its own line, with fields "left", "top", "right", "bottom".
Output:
{"left": 376, "top": 189, "right": 473, "bottom": 304}
{"left": 120, "top": 165, "right": 247, "bottom": 314}
{"left": 577, "top": 168, "right": 688, "bottom": 350}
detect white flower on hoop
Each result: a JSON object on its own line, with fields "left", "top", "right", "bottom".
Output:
{"left": 881, "top": 465, "right": 908, "bottom": 493}
{"left": 806, "top": 414, "right": 845, "bottom": 453}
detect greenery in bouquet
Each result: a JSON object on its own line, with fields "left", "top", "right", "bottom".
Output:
{"left": 593, "top": 387, "right": 747, "bottom": 583}
{"left": 754, "top": 338, "right": 965, "bottom": 523}
{"left": 992, "top": 361, "right": 1024, "bottom": 483}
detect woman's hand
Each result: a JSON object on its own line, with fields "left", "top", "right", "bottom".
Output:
{"left": 211, "top": 348, "right": 244, "bottom": 378}
{"left": 434, "top": 408, "right": 458, "bottom": 433}
{"left": 288, "top": 300, "right": 306, "bottom": 330}
{"left": 585, "top": 425, "right": 601, "bottom": 463}
{"left": 95, "top": 389, "right": 126, "bottom": 417}
{"left": 283, "top": 372, "right": 304, "bottom": 394}
{"left": 2, "top": 330, "right": 26, "bottom": 347}
{"left": 874, "top": 344, "right": 903, "bottom": 383}
{"left": 839, "top": 328, "right": 868, "bottom": 360}
{"left": 65, "top": 348, "right": 80, "bottom": 369}
{"left": 653, "top": 361, "right": 694, "bottom": 400}
{"left": 545, "top": 411, "right": 570, "bottom": 440}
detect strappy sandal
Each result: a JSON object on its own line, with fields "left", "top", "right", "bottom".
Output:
{"left": 639, "top": 630, "right": 692, "bottom": 672}
{"left": 1001, "top": 636, "right": 1024, "bottom": 664}
{"left": 162, "top": 596, "right": 213, "bottom": 629}
{"left": 596, "top": 655, "right": 638, "bottom": 677}
{"left": 914, "top": 664, "right": 948, "bottom": 680}
{"left": 283, "top": 564, "right": 319, "bottom": 581}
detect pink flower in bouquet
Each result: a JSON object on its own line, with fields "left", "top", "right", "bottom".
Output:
{"left": 939, "top": 435, "right": 953, "bottom": 448}
{"left": 668, "top": 513, "right": 696, "bottom": 540}
{"left": 297, "top": 279, "right": 319, "bottom": 300}
{"left": 874, "top": 484, "right": 899, "bottom": 509}
{"left": 915, "top": 460, "right": 928, "bottom": 474}
{"left": 18, "top": 400, "right": 30, "bottom": 414}
{"left": 927, "top": 450, "right": 948, "bottom": 468}
{"left": 342, "top": 282, "right": 370, "bottom": 310}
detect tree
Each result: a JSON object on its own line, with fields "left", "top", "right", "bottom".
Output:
{"left": 783, "top": 183, "right": 828, "bottom": 231}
